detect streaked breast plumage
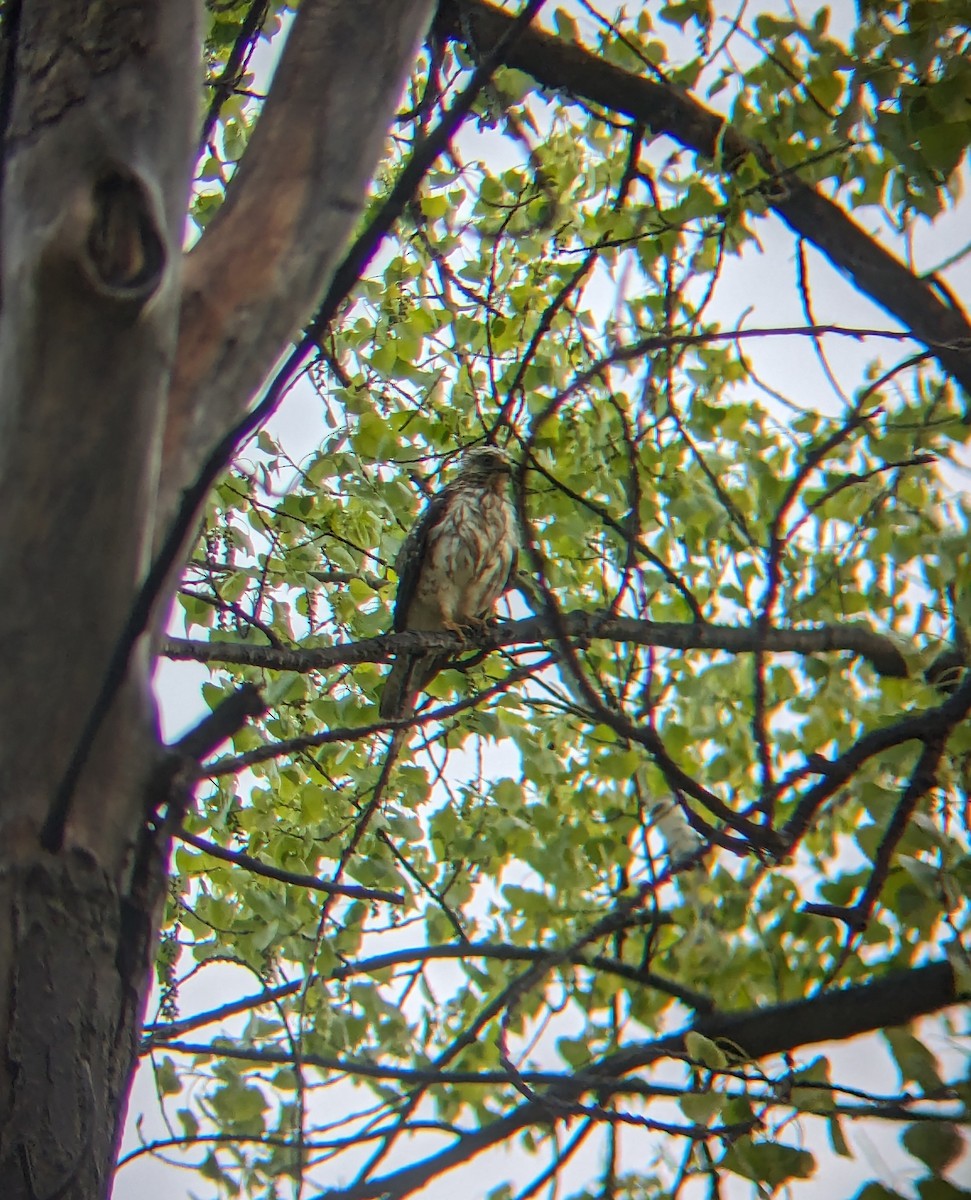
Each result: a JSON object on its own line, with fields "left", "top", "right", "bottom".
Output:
{"left": 380, "top": 447, "right": 518, "bottom": 719}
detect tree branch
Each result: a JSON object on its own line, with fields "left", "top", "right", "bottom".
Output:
{"left": 172, "top": 682, "right": 268, "bottom": 761}
{"left": 154, "top": 1039, "right": 685, "bottom": 1097}
{"left": 199, "top": 0, "right": 270, "bottom": 149}
{"left": 308, "top": 957, "right": 964, "bottom": 1200}
{"left": 782, "top": 671, "right": 971, "bottom": 847}
{"left": 175, "top": 829, "right": 404, "bottom": 904}
{"left": 436, "top": 0, "right": 971, "bottom": 397}
{"left": 161, "top": 609, "right": 908, "bottom": 678}
{"left": 801, "top": 735, "right": 946, "bottom": 931}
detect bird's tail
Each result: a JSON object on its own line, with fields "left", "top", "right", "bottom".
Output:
{"left": 379, "top": 652, "right": 447, "bottom": 720}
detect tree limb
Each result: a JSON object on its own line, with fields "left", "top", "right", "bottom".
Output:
{"left": 161, "top": 610, "right": 909, "bottom": 678}
{"left": 782, "top": 671, "right": 971, "bottom": 847}
{"left": 175, "top": 829, "right": 404, "bottom": 904}
{"left": 199, "top": 0, "right": 270, "bottom": 149}
{"left": 310, "top": 957, "right": 964, "bottom": 1200}
{"left": 172, "top": 683, "right": 268, "bottom": 761}
{"left": 0, "top": 2, "right": 200, "bottom": 861}
{"left": 435, "top": 0, "right": 971, "bottom": 397}
{"left": 144, "top": 936, "right": 709, "bottom": 1050}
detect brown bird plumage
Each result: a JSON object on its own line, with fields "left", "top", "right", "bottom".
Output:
{"left": 380, "top": 447, "right": 518, "bottom": 719}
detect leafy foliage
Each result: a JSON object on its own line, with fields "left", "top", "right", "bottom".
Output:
{"left": 132, "top": 2, "right": 971, "bottom": 1198}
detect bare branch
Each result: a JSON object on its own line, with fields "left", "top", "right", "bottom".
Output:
{"left": 782, "top": 672, "right": 971, "bottom": 847}
{"left": 175, "top": 829, "right": 404, "bottom": 904}
{"left": 800, "top": 735, "right": 946, "bottom": 932}
{"left": 161, "top": 609, "right": 909, "bottom": 678}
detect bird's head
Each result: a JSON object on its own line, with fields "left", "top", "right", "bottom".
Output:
{"left": 456, "top": 445, "right": 514, "bottom": 486}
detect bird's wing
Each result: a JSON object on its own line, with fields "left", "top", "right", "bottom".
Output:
{"left": 382, "top": 485, "right": 454, "bottom": 719}
{"left": 504, "top": 540, "right": 518, "bottom": 596}
{"left": 392, "top": 486, "right": 451, "bottom": 631}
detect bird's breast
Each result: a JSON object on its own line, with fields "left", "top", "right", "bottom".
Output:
{"left": 419, "top": 488, "right": 516, "bottom": 623}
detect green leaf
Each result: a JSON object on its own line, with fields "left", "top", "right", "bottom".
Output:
{"left": 680, "top": 1089, "right": 724, "bottom": 1124}
{"left": 156, "top": 1056, "right": 182, "bottom": 1097}
{"left": 902, "top": 1123, "right": 964, "bottom": 1173}
{"left": 177, "top": 1107, "right": 199, "bottom": 1138}
{"left": 791, "top": 1056, "right": 836, "bottom": 1113}
{"left": 722, "top": 1140, "right": 816, "bottom": 1188}
{"left": 354, "top": 410, "right": 399, "bottom": 460}
{"left": 917, "top": 1178, "right": 971, "bottom": 1200}
{"left": 685, "top": 1031, "right": 727, "bottom": 1070}
{"left": 420, "top": 193, "right": 449, "bottom": 219}
{"left": 883, "top": 1028, "right": 944, "bottom": 1091}
{"left": 828, "top": 1115, "right": 851, "bottom": 1158}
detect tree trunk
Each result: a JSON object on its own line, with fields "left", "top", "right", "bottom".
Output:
{"left": 0, "top": 2, "right": 200, "bottom": 1193}
{"left": 0, "top": 849, "right": 167, "bottom": 1199}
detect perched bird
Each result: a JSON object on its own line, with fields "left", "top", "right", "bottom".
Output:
{"left": 380, "top": 446, "right": 518, "bottom": 719}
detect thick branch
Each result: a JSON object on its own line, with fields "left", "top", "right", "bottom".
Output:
{"left": 161, "top": 610, "right": 908, "bottom": 678}
{"left": 436, "top": 0, "right": 971, "bottom": 396}
{"left": 315, "top": 957, "right": 963, "bottom": 1200}
{"left": 623, "top": 958, "right": 961, "bottom": 1072}
{"left": 172, "top": 683, "right": 268, "bottom": 761}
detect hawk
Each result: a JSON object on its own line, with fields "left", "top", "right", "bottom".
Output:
{"left": 380, "top": 446, "right": 518, "bottom": 719}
